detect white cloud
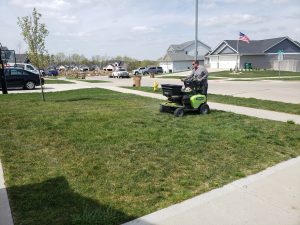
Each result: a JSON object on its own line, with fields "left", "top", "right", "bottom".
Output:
{"left": 53, "top": 31, "right": 90, "bottom": 37}
{"left": 131, "top": 26, "right": 161, "bottom": 33}
{"left": 59, "top": 15, "right": 78, "bottom": 24}
{"left": 9, "top": 0, "right": 70, "bottom": 10}
{"left": 203, "top": 14, "right": 264, "bottom": 27}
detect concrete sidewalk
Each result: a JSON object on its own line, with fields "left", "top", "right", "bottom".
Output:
{"left": 124, "top": 157, "right": 300, "bottom": 225}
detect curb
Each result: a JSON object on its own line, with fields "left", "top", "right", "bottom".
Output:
{"left": 0, "top": 160, "right": 14, "bottom": 225}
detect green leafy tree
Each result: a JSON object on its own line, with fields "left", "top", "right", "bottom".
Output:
{"left": 18, "top": 8, "right": 49, "bottom": 101}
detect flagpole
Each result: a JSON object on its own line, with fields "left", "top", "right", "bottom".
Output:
{"left": 236, "top": 34, "right": 239, "bottom": 71}
{"left": 195, "top": 0, "right": 198, "bottom": 60}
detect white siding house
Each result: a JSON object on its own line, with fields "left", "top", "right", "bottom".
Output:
{"left": 159, "top": 40, "right": 211, "bottom": 73}
{"left": 208, "top": 36, "right": 300, "bottom": 71}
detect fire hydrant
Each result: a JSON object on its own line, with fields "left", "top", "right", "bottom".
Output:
{"left": 153, "top": 80, "right": 159, "bottom": 92}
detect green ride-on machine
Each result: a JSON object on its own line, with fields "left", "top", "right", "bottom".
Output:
{"left": 159, "top": 80, "right": 210, "bottom": 117}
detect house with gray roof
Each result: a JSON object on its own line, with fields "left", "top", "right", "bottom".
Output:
{"left": 208, "top": 36, "right": 300, "bottom": 72}
{"left": 1, "top": 46, "right": 28, "bottom": 64}
{"left": 15, "top": 54, "right": 29, "bottom": 63}
{"left": 159, "top": 40, "right": 211, "bottom": 73}
{"left": 0, "top": 46, "right": 17, "bottom": 64}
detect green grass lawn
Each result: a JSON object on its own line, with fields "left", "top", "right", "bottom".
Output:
{"left": 0, "top": 89, "right": 299, "bottom": 225}
{"left": 44, "top": 79, "right": 75, "bottom": 84}
{"left": 229, "top": 77, "right": 300, "bottom": 81}
{"left": 125, "top": 87, "right": 300, "bottom": 115}
{"left": 43, "top": 76, "right": 64, "bottom": 79}
{"left": 210, "top": 70, "right": 300, "bottom": 78}
{"left": 157, "top": 71, "right": 300, "bottom": 81}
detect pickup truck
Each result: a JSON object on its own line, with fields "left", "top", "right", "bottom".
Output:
{"left": 112, "top": 68, "right": 130, "bottom": 78}
{"left": 132, "top": 67, "right": 146, "bottom": 75}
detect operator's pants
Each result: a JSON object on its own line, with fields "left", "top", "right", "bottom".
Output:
{"left": 200, "top": 81, "right": 208, "bottom": 96}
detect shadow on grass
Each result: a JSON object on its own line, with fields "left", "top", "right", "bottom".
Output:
{"left": 53, "top": 96, "right": 111, "bottom": 102}
{"left": 7, "top": 177, "right": 136, "bottom": 225}
{"left": 54, "top": 97, "right": 98, "bottom": 102}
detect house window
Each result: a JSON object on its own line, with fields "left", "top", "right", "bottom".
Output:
{"left": 186, "top": 51, "right": 188, "bottom": 55}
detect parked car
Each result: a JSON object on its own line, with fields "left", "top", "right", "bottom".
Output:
{"left": 6, "top": 63, "right": 40, "bottom": 75}
{"left": 112, "top": 68, "right": 130, "bottom": 78}
{"left": 45, "top": 68, "right": 59, "bottom": 76}
{"left": 132, "top": 67, "right": 146, "bottom": 75}
{"left": 80, "top": 66, "right": 89, "bottom": 72}
{"left": 143, "top": 66, "right": 163, "bottom": 75}
{"left": 0, "top": 68, "right": 44, "bottom": 90}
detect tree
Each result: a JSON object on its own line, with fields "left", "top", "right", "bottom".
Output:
{"left": 54, "top": 52, "right": 67, "bottom": 66}
{"left": 80, "top": 54, "right": 89, "bottom": 66}
{"left": 70, "top": 53, "right": 82, "bottom": 66}
{"left": 18, "top": 8, "right": 49, "bottom": 101}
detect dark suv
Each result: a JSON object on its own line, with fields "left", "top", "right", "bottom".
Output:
{"left": 0, "top": 68, "right": 44, "bottom": 90}
{"left": 143, "top": 66, "right": 163, "bottom": 75}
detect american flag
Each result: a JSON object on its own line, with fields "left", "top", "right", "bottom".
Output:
{"left": 239, "top": 32, "right": 250, "bottom": 43}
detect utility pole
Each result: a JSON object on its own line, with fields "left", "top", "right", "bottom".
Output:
{"left": 0, "top": 43, "right": 8, "bottom": 94}
{"left": 195, "top": 0, "right": 199, "bottom": 60}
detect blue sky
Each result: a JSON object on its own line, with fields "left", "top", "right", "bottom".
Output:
{"left": 1, "top": 0, "right": 299, "bottom": 60}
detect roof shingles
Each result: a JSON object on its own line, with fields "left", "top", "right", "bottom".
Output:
{"left": 161, "top": 52, "right": 197, "bottom": 61}
{"left": 225, "top": 37, "right": 286, "bottom": 54}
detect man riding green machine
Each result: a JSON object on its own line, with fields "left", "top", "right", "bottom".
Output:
{"left": 159, "top": 60, "right": 210, "bottom": 117}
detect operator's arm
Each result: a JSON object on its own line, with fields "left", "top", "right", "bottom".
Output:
{"left": 184, "top": 70, "right": 194, "bottom": 80}
{"left": 196, "top": 68, "right": 208, "bottom": 82}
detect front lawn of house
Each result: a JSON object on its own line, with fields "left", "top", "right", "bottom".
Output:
{"left": 209, "top": 70, "right": 300, "bottom": 78}
{"left": 0, "top": 88, "right": 299, "bottom": 225}
{"left": 156, "top": 71, "right": 300, "bottom": 80}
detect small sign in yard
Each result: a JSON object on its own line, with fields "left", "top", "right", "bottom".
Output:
{"left": 277, "top": 50, "right": 284, "bottom": 77}
{"left": 277, "top": 50, "right": 284, "bottom": 62}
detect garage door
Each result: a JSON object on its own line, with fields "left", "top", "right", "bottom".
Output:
{"left": 210, "top": 56, "right": 219, "bottom": 69}
{"left": 219, "top": 55, "right": 237, "bottom": 69}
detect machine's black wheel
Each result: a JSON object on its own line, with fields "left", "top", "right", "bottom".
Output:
{"left": 199, "top": 103, "right": 210, "bottom": 115}
{"left": 174, "top": 108, "right": 184, "bottom": 117}
{"left": 159, "top": 105, "right": 165, "bottom": 113}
